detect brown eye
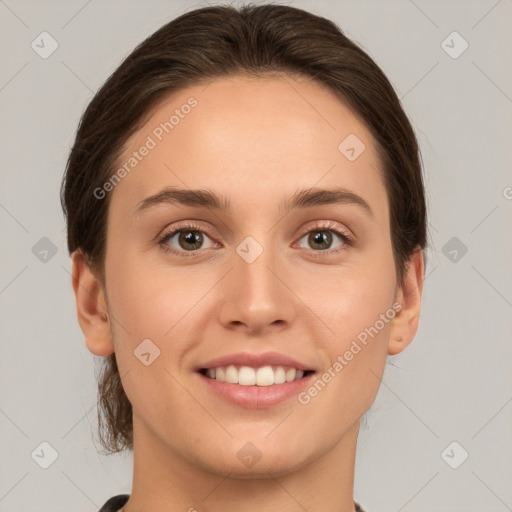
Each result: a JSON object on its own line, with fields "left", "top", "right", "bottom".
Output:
{"left": 307, "top": 231, "right": 333, "bottom": 250}
{"left": 162, "top": 229, "right": 211, "bottom": 251}
{"left": 298, "top": 229, "right": 349, "bottom": 252}
{"left": 159, "top": 223, "right": 217, "bottom": 256}
{"left": 176, "top": 230, "right": 204, "bottom": 251}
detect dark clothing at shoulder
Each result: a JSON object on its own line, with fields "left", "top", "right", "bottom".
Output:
{"left": 98, "top": 494, "right": 129, "bottom": 512}
{"left": 98, "top": 494, "right": 366, "bottom": 512}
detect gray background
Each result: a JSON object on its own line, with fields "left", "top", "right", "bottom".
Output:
{"left": 1, "top": 0, "right": 511, "bottom": 511}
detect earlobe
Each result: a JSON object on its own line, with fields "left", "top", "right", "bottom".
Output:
{"left": 71, "top": 251, "right": 115, "bottom": 357}
{"left": 387, "top": 247, "right": 425, "bottom": 356}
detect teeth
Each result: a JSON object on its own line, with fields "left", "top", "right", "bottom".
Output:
{"left": 225, "top": 364, "right": 238, "bottom": 384}
{"left": 256, "top": 366, "right": 274, "bottom": 386}
{"left": 286, "top": 368, "right": 296, "bottom": 382}
{"left": 239, "top": 366, "right": 256, "bottom": 385}
{"left": 216, "top": 367, "right": 225, "bottom": 382}
{"left": 274, "top": 366, "right": 286, "bottom": 384}
{"left": 204, "top": 365, "right": 308, "bottom": 385}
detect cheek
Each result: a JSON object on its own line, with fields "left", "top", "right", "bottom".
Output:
{"left": 318, "top": 253, "right": 397, "bottom": 346}
{"left": 104, "top": 246, "right": 223, "bottom": 372}
{"left": 104, "top": 254, "right": 204, "bottom": 409}
{"left": 297, "top": 272, "right": 396, "bottom": 431}
{"left": 310, "top": 245, "right": 397, "bottom": 393}
{"left": 105, "top": 254, "right": 192, "bottom": 340}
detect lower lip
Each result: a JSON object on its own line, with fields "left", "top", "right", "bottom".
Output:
{"left": 197, "top": 371, "right": 315, "bottom": 408}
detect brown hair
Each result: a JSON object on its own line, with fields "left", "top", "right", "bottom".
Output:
{"left": 61, "top": 3, "right": 428, "bottom": 454}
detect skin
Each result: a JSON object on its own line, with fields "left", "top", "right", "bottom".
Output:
{"left": 72, "top": 74, "right": 424, "bottom": 512}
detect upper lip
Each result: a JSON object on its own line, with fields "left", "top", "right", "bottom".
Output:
{"left": 197, "top": 351, "right": 314, "bottom": 371}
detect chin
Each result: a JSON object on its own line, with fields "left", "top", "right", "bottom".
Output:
{"left": 195, "top": 442, "right": 314, "bottom": 479}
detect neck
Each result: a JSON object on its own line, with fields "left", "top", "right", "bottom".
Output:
{"left": 122, "top": 415, "right": 360, "bottom": 512}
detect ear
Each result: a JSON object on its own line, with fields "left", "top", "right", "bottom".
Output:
{"left": 387, "top": 247, "right": 425, "bottom": 356}
{"left": 71, "top": 251, "right": 115, "bottom": 356}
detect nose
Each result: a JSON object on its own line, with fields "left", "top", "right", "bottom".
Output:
{"left": 216, "top": 242, "right": 297, "bottom": 335}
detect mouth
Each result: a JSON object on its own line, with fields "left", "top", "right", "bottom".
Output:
{"left": 195, "top": 351, "right": 316, "bottom": 408}
{"left": 198, "top": 365, "right": 315, "bottom": 386}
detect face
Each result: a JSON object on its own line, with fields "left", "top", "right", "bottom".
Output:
{"left": 81, "top": 74, "right": 421, "bottom": 478}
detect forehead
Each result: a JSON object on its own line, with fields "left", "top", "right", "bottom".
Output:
{"left": 110, "top": 74, "right": 386, "bottom": 216}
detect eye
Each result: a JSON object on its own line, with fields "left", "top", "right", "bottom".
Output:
{"left": 296, "top": 222, "right": 353, "bottom": 253}
{"left": 157, "top": 220, "right": 353, "bottom": 259}
{"left": 158, "top": 222, "right": 217, "bottom": 257}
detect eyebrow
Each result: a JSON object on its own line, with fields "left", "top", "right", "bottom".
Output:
{"left": 135, "top": 186, "right": 373, "bottom": 217}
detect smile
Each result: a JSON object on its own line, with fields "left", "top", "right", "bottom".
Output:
{"left": 199, "top": 365, "right": 313, "bottom": 386}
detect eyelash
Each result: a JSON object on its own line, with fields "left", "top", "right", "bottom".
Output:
{"left": 157, "top": 220, "right": 354, "bottom": 258}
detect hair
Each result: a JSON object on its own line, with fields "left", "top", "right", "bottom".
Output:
{"left": 61, "top": 2, "right": 428, "bottom": 454}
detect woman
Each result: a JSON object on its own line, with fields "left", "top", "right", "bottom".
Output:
{"left": 61, "top": 4, "right": 427, "bottom": 511}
